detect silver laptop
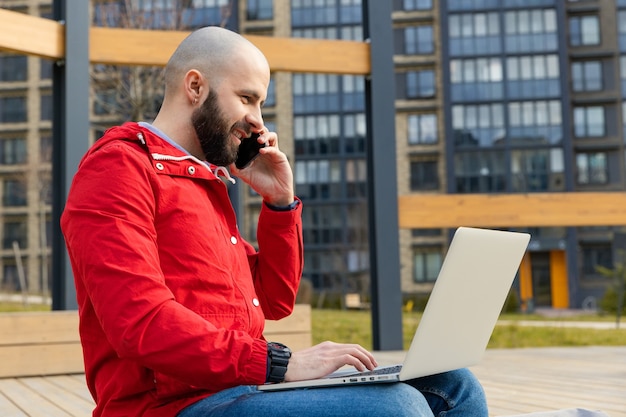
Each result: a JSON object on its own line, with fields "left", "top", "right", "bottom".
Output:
{"left": 258, "top": 227, "right": 530, "bottom": 391}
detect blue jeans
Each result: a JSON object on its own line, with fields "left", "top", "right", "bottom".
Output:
{"left": 177, "top": 368, "right": 488, "bottom": 417}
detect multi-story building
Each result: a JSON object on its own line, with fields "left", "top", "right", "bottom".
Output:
{"left": 1, "top": 0, "right": 625, "bottom": 311}
{"left": 0, "top": 0, "right": 53, "bottom": 295}
{"left": 396, "top": 0, "right": 626, "bottom": 310}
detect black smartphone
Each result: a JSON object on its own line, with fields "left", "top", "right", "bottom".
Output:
{"left": 235, "top": 132, "right": 266, "bottom": 169}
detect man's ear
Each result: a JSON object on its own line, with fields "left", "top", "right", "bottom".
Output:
{"left": 184, "top": 69, "right": 205, "bottom": 104}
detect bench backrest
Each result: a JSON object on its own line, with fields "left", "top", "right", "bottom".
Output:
{"left": 0, "top": 305, "right": 311, "bottom": 378}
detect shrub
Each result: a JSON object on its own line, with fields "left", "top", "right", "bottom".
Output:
{"left": 599, "top": 287, "right": 626, "bottom": 315}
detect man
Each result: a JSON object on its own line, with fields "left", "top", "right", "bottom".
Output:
{"left": 61, "top": 26, "right": 488, "bottom": 416}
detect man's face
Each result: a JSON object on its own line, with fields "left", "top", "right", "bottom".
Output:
{"left": 191, "top": 89, "right": 244, "bottom": 166}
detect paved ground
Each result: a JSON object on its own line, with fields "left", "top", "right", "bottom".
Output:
{"left": 373, "top": 346, "right": 626, "bottom": 417}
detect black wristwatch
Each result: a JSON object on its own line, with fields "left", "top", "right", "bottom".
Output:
{"left": 266, "top": 342, "right": 291, "bottom": 383}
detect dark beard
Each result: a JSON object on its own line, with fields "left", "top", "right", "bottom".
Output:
{"left": 191, "top": 90, "right": 239, "bottom": 166}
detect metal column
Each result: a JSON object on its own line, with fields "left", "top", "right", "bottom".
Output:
{"left": 362, "top": 1, "right": 404, "bottom": 350}
{"left": 51, "top": 0, "right": 90, "bottom": 310}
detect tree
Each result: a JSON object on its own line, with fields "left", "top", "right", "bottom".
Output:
{"left": 596, "top": 249, "right": 626, "bottom": 329}
{"left": 90, "top": 0, "right": 235, "bottom": 129}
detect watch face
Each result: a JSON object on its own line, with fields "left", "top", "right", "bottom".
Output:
{"left": 269, "top": 342, "right": 291, "bottom": 354}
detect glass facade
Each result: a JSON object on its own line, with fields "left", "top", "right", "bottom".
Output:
{"left": 447, "top": 5, "right": 564, "bottom": 194}
{"left": 291, "top": 0, "right": 369, "bottom": 294}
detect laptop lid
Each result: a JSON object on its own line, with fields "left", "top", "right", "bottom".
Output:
{"left": 399, "top": 226, "right": 530, "bottom": 380}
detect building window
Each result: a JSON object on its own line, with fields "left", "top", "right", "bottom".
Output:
{"left": 413, "top": 246, "right": 442, "bottom": 283}
{"left": 247, "top": 0, "right": 273, "bottom": 20}
{"left": 581, "top": 243, "right": 612, "bottom": 275}
{"left": 403, "top": 25, "right": 434, "bottom": 55}
{"left": 504, "top": 9, "right": 558, "bottom": 53}
{"left": 294, "top": 114, "right": 341, "bottom": 156}
{"left": 506, "top": 54, "right": 560, "bottom": 98}
{"left": 450, "top": 57, "right": 503, "bottom": 101}
{"left": 0, "top": 137, "right": 27, "bottom": 164}
{"left": 301, "top": 205, "right": 344, "bottom": 245}
{"left": 343, "top": 113, "right": 366, "bottom": 154}
{"left": 40, "top": 134, "right": 52, "bottom": 163}
{"left": 402, "top": 0, "right": 432, "bottom": 10}
{"left": 0, "top": 55, "right": 27, "bottom": 82}
{"left": 620, "top": 56, "right": 626, "bottom": 96}
{"left": 40, "top": 92, "right": 53, "bottom": 121}
{"left": 571, "top": 61, "right": 602, "bottom": 92}
{"left": 619, "top": 11, "right": 626, "bottom": 51}
{"left": 346, "top": 158, "right": 367, "bottom": 198}
{"left": 576, "top": 152, "right": 608, "bottom": 185}
{"left": 449, "top": 12, "right": 501, "bottom": 56}
{"left": 0, "top": 96, "right": 27, "bottom": 123}
{"left": 292, "top": 0, "right": 338, "bottom": 27}
{"left": 295, "top": 159, "right": 342, "bottom": 200}
{"left": 573, "top": 106, "right": 605, "bottom": 137}
{"left": 455, "top": 150, "right": 506, "bottom": 193}
{"left": 341, "top": 75, "right": 365, "bottom": 111}
{"left": 40, "top": 58, "right": 53, "bottom": 80}
{"left": 39, "top": 174, "right": 52, "bottom": 205}
{"left": 293, "top": 73, "right": 340, "bottom": 113}
{"left": 447, "top": 0, "right": 500, "bottom": 10}
{"left": 265, "top": 77, "right": 276, "bottom": 107}
{"left": 3, "top": 217, "right": 27, "bottom": 250}
{"left": 510, "top": 148, "right": 564, "bottom": 192}
{"left": 452, "top": 103, "right": 505, "bottom": 147}
{"left": 3, "top": 179, "right": 27, "bottom": 207}
{"left": 569, "top": 15, "right": 600, "bottom": 46}
{"left": 410, "top": 159, "right": 439, "bottom": 191}
{"left": 407, "top": 113, "right": 437, "bottom": 145}
{"left": 508, "top": 100, "right": 562, "bottom": 145}
{"left": 405, "top": 70, "right": 435, "bottom": 98}
{"left": 623, "top": 102, "right": 626, "bottom": 143}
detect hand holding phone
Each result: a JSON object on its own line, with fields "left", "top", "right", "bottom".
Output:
{"left": 235, "top": 133, "right": 266, "bottom": 169}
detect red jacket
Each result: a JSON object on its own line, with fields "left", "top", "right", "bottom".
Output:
{"left": 61, "top": 122, "right": 304, "bottom": 417}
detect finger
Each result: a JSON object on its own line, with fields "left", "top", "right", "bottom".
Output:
{"left": 261, "top": 131, "right": 278, "bottom": 148}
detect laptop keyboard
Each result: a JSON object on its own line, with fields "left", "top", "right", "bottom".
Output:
{"left": 359, "top": 364, "right": 403, "bottom": 376}
{"left": 332, "top": 364, "right": 403, "bottom": 379}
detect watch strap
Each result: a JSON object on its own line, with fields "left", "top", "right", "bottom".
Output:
{"left": 266, "top": 342, "right": 291, "bottom": 383}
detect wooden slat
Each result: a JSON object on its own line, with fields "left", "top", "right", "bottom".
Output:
{"left": 0, "top": 306, "right": 311, "bottom": 378}
{"left": 19, "top": 377, "right": 93, "bottom": 416}
{"left": 90, "top": 27, "right": 370, "bottom": 74}
{"left": 0, "top": 9, "right": 371, "bottom": 74}
{"left": 45, "top": 375, "right": 92, "bottom": 403}
{"left": 0, "top": 344, "right": 84, "bottom": 378}
{"left": 0, "top": 311, "right": 78, "bottom": 345}
{"left": 246, "top": 34, "right": 370, "bottom": 75}
{"left": 89, "top": 27, "right": 188, "bottom": 67}
{"left": 0, "top": 8, "right": 64, "bottom": 59}
{"left": 263, "top": 304, "right": 312, "bottom": 351}
{"left": 398, "top": 192, "right": 626, "bottom": 228}
{"left": 0, "top": 379, "right": 72, "bottom": 417}
{"left": 0, "top": 389, "right": 27, "bottom": 417}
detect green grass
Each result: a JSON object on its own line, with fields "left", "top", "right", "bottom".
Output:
{"left": 312, "top": 309, "right": 626, "bottom": 350}
{"left": 3, "top": 302, "right": 624, "bottom": 349}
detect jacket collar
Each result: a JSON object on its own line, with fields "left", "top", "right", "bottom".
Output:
{"left": 98, "top": 122, "right": 236, "bottom": 184}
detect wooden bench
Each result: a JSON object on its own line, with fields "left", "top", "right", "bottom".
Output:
{"left": 0, "top": 304, "right": 312, "bottom": 379}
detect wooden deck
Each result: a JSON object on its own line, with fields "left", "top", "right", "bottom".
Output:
{"left": 1, "top": 346, "right": 624, "bottom": 416}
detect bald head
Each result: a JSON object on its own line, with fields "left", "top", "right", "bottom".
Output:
{"left": 164, "top": 26, "right": 267, "bottom": 95}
